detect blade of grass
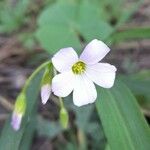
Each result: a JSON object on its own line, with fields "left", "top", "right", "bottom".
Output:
{"left": 19, "top": 102, "right": 38, "bottom": 150}
{"left": 0, "top": 70, "right": 44, "bottom": 150}
{"left": 96, "top": 80, "right": 150, "bottom": 150}
{"left": 110, "top": 27, "right": 150, "bottom": 44}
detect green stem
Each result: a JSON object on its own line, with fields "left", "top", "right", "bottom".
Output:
{"left": 78, "top": 129, "right": 87, "bottom": 150}
{"left": 22, "top": 61, "right": 51, "bottom": 93}
{"left": 59, "top": 97, "right": 64, "bottom": 108}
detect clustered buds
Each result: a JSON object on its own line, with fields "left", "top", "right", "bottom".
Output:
{"left": 11, "top": 93, "right": 26, "bottom": 131}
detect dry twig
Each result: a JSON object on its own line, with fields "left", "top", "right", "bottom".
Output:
{"left": 0, "top": 95, "right": 14, "bottom": 111}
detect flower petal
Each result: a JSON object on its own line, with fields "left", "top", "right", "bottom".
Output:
{"left": 86, "top": 63, "right": 117, "bottom": 88}
{"left": 52, "top": 71, "right": 74, "bottom": 97}
{"left": 73, "top": 74, "right": 97, "bottom": 107}
{"left": 41, "top": 84, "right": 51, "bottom": 104}
{"left": 11, "top": 112, "right": 22, "bottom": 131}
{"left": 80, "top": 39, "right": 110, "bottom": 64}
{"left": 52, "top": 47, "right": 78, "bottom": 72}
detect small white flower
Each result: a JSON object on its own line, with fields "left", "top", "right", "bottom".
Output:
{"left": 52, "top": 39, "right": 117, "bottom": 107}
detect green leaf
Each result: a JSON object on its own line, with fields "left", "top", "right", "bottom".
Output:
{"left": 38, "top": 1, "right": 76, "bottom": 26}
{"left": 36, "top": 25, "right": 81, "bottom": 54}
{"left": 19, "top": 105, "right": 37, "bottom": 150}
{"left": 75, "top": 105, "right": 94, "bottom": 131}
{"left": 35, "top": 0, "right": 114, "bottom": 54}
{"left": 35, "top": 1, "right": 81, "bottom": 54}
{"left": 0, "top": 70, "right": 44, "bottom": 150}
{"left": 77, "top": 0, "right": 113, "bottom": 42}
{"left": 110, "top": 27, "right": 150, "bottom": 43}
{"left": 0, "top": 0, "right": 30, "bottom": 33}
{"left": 120, "top": 72, "right": 150, "bottom": 107}
{"left": 36, "top": 116, "right": 63, "bottom": 138}
{"left": 120, "top": 75, "right": 150, "bottom": 98}
{"left": 96, "top": 80, "right": 150, "bottom": 150}
{"left": 105, "top": 144, "right": 111, "bottom": 150}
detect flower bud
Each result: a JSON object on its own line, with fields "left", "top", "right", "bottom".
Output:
{"left": 41, "top": 65, "right": 53, "bottom": 104}
{"left": 59, "top": 107, "right": 69, "bottom": 129}
{"left": 11, "top": 93, "right": 26, "bottom": 131}
{"left": 11, "top": 112, "right": 22, "bottom": 131}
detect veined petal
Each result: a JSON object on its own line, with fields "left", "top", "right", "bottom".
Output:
{"left": 52, "top": 71, "right": 74, "bottom": 97}
{"left": 11, "top": 112, "right": 22, "bottom": 131}
{"left": 73, "top": 74, "right": 97, "bottom": 107}
{"left": 41, "top": 84, "right": 51, "bottom": 104}
{"left": 86, "top": 63, "right": 117, "bottom": 88}
{"left": 52, "top": 47, "right": 78, "bottom": 72}
{"left": 80, "top": 39, "right": 110, "bottom": 64}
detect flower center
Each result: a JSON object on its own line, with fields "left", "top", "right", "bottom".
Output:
{"left": 72, "top": 61, "right": 86, "bottom": 74}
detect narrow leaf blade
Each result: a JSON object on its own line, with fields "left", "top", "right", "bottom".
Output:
{"left": 96, "top": 80, "right": 150, "bottom": 150}
{"left": 0, "top": 71, "right": 44, "bottom": 150}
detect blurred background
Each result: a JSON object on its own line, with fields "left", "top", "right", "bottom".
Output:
{"left": 0, "top": 0, "right": 150, "bottom": 149}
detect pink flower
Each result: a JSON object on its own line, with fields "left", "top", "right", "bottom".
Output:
{"left": 52, "top": 39, "right": 117, "bottom": 106}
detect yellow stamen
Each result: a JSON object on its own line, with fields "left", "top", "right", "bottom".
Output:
{"left": 72, "top": 61, "right": 86, "bottom": 74}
